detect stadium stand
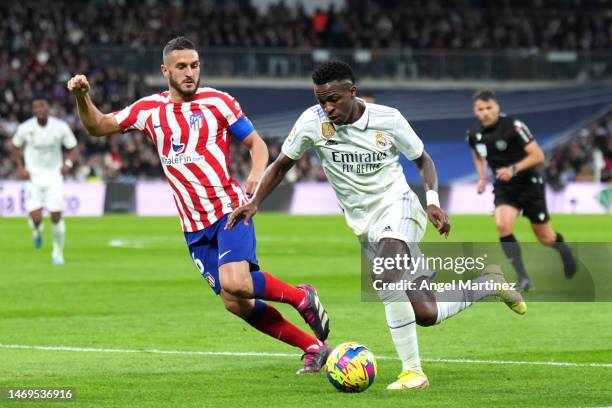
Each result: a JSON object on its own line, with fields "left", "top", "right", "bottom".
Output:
{"left": 0, "top": 0, "right": 611, "bottom": 184}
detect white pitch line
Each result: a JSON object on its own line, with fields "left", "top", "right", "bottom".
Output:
{"left": 1, "top": 343, "right": 611, "bottom": 368}
{"left": 422, "top": 357, "right": 612, "bottom": 368}
{"left": 0, "top": 344, "right": 296, "bottom": 358}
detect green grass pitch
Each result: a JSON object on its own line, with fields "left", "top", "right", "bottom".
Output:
{"left": 1, "top": 214, "right": 611, "bottom": 407}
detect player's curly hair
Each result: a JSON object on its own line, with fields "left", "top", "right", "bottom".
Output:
{"left": 163, "top": 36, "right": 196, "bottom": 59}
{"left": 312, "top": 61, "right": 356, "bottom": 85}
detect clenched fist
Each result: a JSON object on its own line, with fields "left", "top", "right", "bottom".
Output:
{"left": 67, "top": 75, "right": 90, "bottom": 97}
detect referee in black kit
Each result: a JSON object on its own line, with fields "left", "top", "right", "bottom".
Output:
{"left": 466, "top": 89, "right": 576, "bottom": 291}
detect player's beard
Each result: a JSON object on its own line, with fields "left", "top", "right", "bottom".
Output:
{"left": 169, "top": 74, "right": 200, "bottom": 99}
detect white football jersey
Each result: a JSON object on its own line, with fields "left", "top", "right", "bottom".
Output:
{"left": 282, "top": 101, "right": 424, "bottom": 235}
{"left": 12, "top": 117, "right": 77, "bottom": 186}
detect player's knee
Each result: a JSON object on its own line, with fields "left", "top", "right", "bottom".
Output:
{"left": 220, "top": 278, "right": 251, "bottom": 298}
{"left": 414, "top": 302, "right": 438, "bottom": 327}
{"left": 219, "top": 265, "right": 252, "bottom": 298}
{"left": 50, "top": 213, "right": 62, "bottom": 223}
{"left": 495, "top": 221, "right": 512, "bottom": 236}
{"left": 377, "top": 269, "right": 403, "bottom": 286}
{"left": 374, "top": 238, "right": 410, "bottom": 285}
{"left": 30, "top": 213, "right": 42, "bottom": 225}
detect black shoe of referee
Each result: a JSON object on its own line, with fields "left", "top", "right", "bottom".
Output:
{"left": 518, "top": 277, "right": 534, "bottom": 292}
{"left": 561, "top": 250, "right": 577, "bottom": 279}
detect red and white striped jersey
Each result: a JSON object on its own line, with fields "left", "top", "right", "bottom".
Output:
{"left": 114, "top": 87, "right": 249, "bottom": 232}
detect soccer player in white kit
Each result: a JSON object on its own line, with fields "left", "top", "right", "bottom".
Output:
{"left": 228, "top": 61, "right": 526, "bottom": 390}
{"left": 12, "top": 98, "right": 78, "bottom": 265}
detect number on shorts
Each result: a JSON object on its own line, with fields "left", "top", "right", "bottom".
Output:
{"left": 191, "top": 252, "right": 205, "bottom": 276}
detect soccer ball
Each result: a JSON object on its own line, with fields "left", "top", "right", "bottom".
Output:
{"left": 325, "top": 342, "right": 377, "bottom": 393}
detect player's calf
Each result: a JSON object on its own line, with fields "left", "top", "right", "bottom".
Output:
{"left": 548, "top": 232, "right": 577, "bottom": 279}
{"left": 220, "top": 290, "right": 255, "bottom": 319}
{"left": 405, "top": 279, "right": 438, "bottom": 327}
{"left": 534, "top": 229, "right": 556, "bottom": 244}
{"left": 28, "top": 216, "right": 43, "bottom": 249}
{"left": 532, "top": 225, "right": 576, "bottom": 279}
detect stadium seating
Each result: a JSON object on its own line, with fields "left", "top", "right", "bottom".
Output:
{"left": 0, "top": 0, "right": 611, "bottom": 184}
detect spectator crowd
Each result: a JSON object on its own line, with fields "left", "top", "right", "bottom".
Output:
{"left": 545, "top": 110, "right": 612, "bottom": 188}
{"left": 0, "top": 0, "right": 611, "bottom": 184}
{"left": 2, "top": 0, "right": 610, "bottom": 51}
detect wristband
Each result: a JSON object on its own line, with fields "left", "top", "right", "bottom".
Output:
{"left": 426, "top": 190, "right": 440, "bottom": 208}
{"left": 64, "top": 159, "right": 74, "bottom": 169}
{"left": 510, "top": 164, "right": 517, "bottom": 176}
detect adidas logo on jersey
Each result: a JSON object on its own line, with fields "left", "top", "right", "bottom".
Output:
{"left": 382, "top": 226, "right": 393, "bottom": 232}
{"left": 325, "top": 139, "right": 338, "bottom": 146}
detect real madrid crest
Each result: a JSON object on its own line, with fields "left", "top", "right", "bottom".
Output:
{"left": 321, "top": 122, "right": 335, "bottom": 139}
{"left": 375, "top": 131, "right": 390, "bottom": 149}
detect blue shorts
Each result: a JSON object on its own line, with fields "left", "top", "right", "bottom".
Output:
{"left": 185, "top": 214, "right": 259, "bottom": 295}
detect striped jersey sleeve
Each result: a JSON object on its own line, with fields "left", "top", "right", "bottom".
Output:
{"left": 113, "top": 95, "right": 164, "bottom": 133}
{"left": 199, "top": 89, "right": 245, "bottom": 127}
{"left": 513, "top": 119, "right": 534, "bottom": 147}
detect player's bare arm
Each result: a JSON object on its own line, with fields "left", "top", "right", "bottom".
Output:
{"left": 471, "top": 150, "right": 489, "bottom": 193}
{"left": 226, "top": 153, "right": 296, "bottom": 229}
{"left": 413, "top": 150, "right": 451, "bottom": 238}
{"left": 11, "top": 145, "right": 29, "bottom": 179}
{"left": 496, "top": 141, "right": 545, "bottom": 182}
{"left": 241, "top": 131, "right": 269, "bottom": 198}
{"left": 67, "top": 74, "right": 121, "bottom": 137}
{"left": 61, "top": 147, "right": 79, "bottom": 175}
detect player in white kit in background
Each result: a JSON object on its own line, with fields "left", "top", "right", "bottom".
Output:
{"left": 12, "top": 98, "right": 78, "bottom": 265}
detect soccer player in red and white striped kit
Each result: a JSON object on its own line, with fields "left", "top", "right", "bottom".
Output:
{"left": 67, "top": 37, "right": 330, "bottom": 373}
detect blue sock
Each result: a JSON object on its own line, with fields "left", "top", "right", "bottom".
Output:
{"left": 250, "top": 271, "right": 266, "bottom": 298}
{"left": 245, "top": 299, "right": 267, "bottom": 326}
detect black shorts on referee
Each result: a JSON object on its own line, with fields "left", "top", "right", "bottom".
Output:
{"left": 493, "top": 176, "right": 550, "bottom": 224}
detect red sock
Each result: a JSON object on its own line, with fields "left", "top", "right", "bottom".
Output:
{"left": 247, "top": 301, "right": 318, "bottom": 352}
{"left": 251, "top": 271, "right": 306, "bottom": 308}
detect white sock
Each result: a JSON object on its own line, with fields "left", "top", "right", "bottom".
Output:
{"left": 435, "top": 301, "right": 470, "bottom": 324}
{"left": 435, "top": 276, "right": 496, "bottom": 324}
{"left": 28, "top": 218, "right": 43, "bottom": 234}
{"left": 384, "top": 301, "right": 423, "bottom": 373}
{"left": 52, "top": 219, "right": 66, "bottom": 257}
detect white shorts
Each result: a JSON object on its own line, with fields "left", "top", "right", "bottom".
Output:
{"left": 26, "top": 179, "right": 64, "bottom": 213}
{"left": 360, "top": 190, "right": 427, "bottom": 243}
{"left": 359, "top": 190, "right": 433, "bottom": 281}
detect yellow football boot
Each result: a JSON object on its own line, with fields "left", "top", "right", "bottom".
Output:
{"left": 484, "top": 265, "right": 527, "bottom": 315}
{"left": 386, "top": 370, "right": 429, "bottom": 390}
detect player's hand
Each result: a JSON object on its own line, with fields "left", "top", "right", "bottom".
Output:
{"left": 477, "top": 178, "right": 488, "bottom": 194}
{"left": 245, "top": 172, "right": 262, "bottom": 199}
{"left": 20, "top": 169, "right": 30, "bottom": 180}
{"left": 427, "top": 205, "right": 451, "bottom": 239}
{"left": 225, "top": 202, "right": 258, "bottom": 230}
{"left": 61, "top": 164, "right": 71, "bottom": 175}
{"left": 495, "top": 167, "right": 514, "bottom": 182}
{"left": 67, "top": 74, "right": 91, "bottom": 97}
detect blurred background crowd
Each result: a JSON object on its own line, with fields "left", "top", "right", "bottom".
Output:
{"left": 0, "top": 0, "right": 610, "bottom": 185}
